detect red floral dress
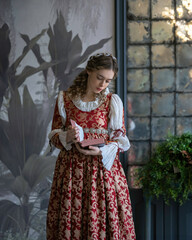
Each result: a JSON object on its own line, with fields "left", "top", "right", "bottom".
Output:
{"left": 46, "top": 91, "right": 136, "bottom": 240}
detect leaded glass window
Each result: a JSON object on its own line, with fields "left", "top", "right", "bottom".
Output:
{"left": 127, "top": 0, "right": 192, "bottom": 188}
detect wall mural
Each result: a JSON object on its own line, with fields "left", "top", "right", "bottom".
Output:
{"left": 0, "top": 1, "right": 114, "bottom": 239}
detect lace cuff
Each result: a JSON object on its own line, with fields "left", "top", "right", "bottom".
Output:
{"left": 59, "top": 131, "right": 72, "bottom": 150}
{"left": 100, "top": 142, "right": 118, "bottom": 171}
{"left": 110, "top": 129, "right": 130, "bottom": 152}
{"left": 48, "top": 129, "right": 72, "bottom": 151}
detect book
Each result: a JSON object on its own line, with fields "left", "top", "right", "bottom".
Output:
{"left": 80, "top": 138, "right": 105, "bottom": 148}
{"left": 70, "top": 119, "right": 105, "bottom": 148}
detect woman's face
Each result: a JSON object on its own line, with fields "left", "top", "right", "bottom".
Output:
{"left": 87, "top": 69, "right": 114, "bottom": 94}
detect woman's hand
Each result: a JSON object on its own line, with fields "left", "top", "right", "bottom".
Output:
{"left": 75, "top": 143, "right": 102, "bottom": 156}
{"left": 66, "top": 125, "right": 80, "bottom": 143}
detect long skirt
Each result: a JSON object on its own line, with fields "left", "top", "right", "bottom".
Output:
{"left": 46, "top": 147, "right": 136, "bottom": 240}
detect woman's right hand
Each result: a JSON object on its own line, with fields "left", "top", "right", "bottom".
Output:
{"left": 66, "top": 125, "right": 80, "bottom": 143}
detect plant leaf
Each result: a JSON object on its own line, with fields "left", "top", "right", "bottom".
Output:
{"left": 0, "top": 23, "right": 11, "bottom": 75}
{"left": 0, "top": 86, "right": 53, "bottom": 177}
{"left": 20, "top": 33, "right": 48, "bottom": 81}
{"left": 59, "top": 67, "right": 84, "bottom": 91}
{"left": 0, "top": 199, "right": 30, "bottom": 233}
{"left": 0, "top": 172, "right": 15, "bottom": 197}
{"left": 64, "top": 34, "right": 83, "bottom": 73}
{"left": 9, "top": 29, "right": 47, "bottom": 78}
{"left": 0, "top": 23, "right": 11, "bottom": 107}
{"left": 9, "top": 175, "right": 30, "bottom": 199}
{"left": 22, "top": 154, "right": 56, "bottom": 189}
{"left": 15, "top": 61, "right": 59, "bottom": 88}
{"left": 47, "top": 12, "right": 72, "bottom": 78}
{"left": 22, "top": 86, "right": 53, "bottom": 156}
{"left": 70, "top": 37, "right": 112, "bottom": 70}
{"left": 0, "top": 90, "right": 25, "bottom": 176}
{"left": 59, "top": 37, "right": 111, "bottom": 89}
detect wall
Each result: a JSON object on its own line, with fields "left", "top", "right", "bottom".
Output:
{"left": 0, "top": 1, "right": 115, "bottom": 239}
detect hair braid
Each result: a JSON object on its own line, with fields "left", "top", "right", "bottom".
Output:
{"left": 68, "top": 53, "right": 118, "bottom": 100}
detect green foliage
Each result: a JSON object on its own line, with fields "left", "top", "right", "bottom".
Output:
{"left": 139, "top": 133, "right": 192, "bottom": 205}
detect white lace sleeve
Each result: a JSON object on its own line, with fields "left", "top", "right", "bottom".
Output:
{"left": 100, "top": 94, "right": 130, "bottom": 170}
{"left": 108, "top": 94, "right": 123, "bottom": 129}
{"left": 48, "top": 91, "right": 72, "bottom": 151}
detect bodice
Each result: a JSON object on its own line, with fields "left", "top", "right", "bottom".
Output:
{"left": 63, "top": 92, "right": 112, "bottom": 141}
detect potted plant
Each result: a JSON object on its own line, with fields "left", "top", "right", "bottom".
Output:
{"left": 139, "top": 132, "right": 192, "bottom": 205}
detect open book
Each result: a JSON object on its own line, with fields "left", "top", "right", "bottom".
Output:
{"left": 70, "top": 119, "right": 105, "bottom": 148}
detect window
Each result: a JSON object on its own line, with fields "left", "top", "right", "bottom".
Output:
{"left": 127, "top": 0, "right": 192, "bottom": 187}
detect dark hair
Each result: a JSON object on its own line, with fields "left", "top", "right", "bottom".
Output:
{"left": 68, "top": 53, "right": 118, "bottom": 99}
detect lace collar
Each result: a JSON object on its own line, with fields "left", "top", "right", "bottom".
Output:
{"left": 72, "top": 88, "right": 109, "bottom": 112}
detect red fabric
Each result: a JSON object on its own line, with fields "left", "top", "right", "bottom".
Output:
{"left": 46, "top": 92, "right": 136, "bottom": 240}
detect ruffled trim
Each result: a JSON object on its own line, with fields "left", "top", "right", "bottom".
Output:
{"left": 71, "top": 88, "right": 109, "bottom": 112}
{"left": 48, "top": 129, "right": 63, "bottom": 140}
{"left": 100, "top": 142, "right": 118, "bottom": 171}
{"left": 59, "top": 131, "right": 72, "bottom": 150}
{"left": 48, "top": 129, "right": 72, "bottom": 151}
{"left": 110, "top": 129, "right": 130, "bottom": 152}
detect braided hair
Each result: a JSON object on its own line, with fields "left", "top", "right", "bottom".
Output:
{"left": 68, "top": 53, "right": 118, "bottom": 100}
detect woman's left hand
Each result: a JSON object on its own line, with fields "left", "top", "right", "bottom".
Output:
{"left": 75, "top": 143, "right": 102, "bottom": 156}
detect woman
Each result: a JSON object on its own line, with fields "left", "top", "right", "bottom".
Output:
{"left": 47, "top": 53, "right": 136, "bottom": 240}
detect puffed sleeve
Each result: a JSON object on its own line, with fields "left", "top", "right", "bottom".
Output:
{"left": 48, "top": 91, "right": 72, "bottom": 151}
{"left": 100, "top": 94, "right": 130, "bottom": 170}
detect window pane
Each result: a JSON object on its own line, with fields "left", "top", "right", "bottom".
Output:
{"left": 152, "top": 0, "right": 174, "bottom": 18}
{"left": 128, "top": 142, "right": 150, "bottom": 164}
{"left": 127, "top": 94, "right": 150, "bottom": 116}
{"left": 152, "top": 93, "right": 174, "bottom": 116}
{"left": 152, "top": 69, "right": 175, "bottom": 91}
{"left": 152, "top": 21, "right": 173, "bottom": 43}
{"left": 128, "top": 117, "right": 150, "bottom": 140}
{"left": 176, "top": 20, "right": 192, "bottom": 42}
{"left": 128, "top": 46, "right": 150, "bottom": 67}
{"left": 176, "top": 68, "right": 192, "bottom": 91}
{"left": 176, "top": 93, "right": 192, "bottom": 115}
{"left": 128, "top": 69, "right": 150, "bottom": 92}
{"left": 152, "top": 45, "right": 174, "bottom": 67}
{"left": 128, "top": 21, "right": 150, "bottom": 43}
{"left": 177, "top": 117, "right": 192, "bottom": 134}
{"left": 128, "top": 0, "right": 150, "bottom": 18}
{"left": 177, "top": 44, "right": 192, "bottom": 67}
{"left": 176, "top": 0, "right": 192, "bottom": 19}
{"left": 152, "top": 117, "right": 175, "bottom": 140}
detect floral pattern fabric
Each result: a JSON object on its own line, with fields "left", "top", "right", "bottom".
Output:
{"left": 46, "top": 92, "right": 136, "bottom": 240}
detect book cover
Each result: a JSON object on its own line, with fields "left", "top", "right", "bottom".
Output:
{"left": 70, "top": 119, "right": 105, "bottom": 148}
